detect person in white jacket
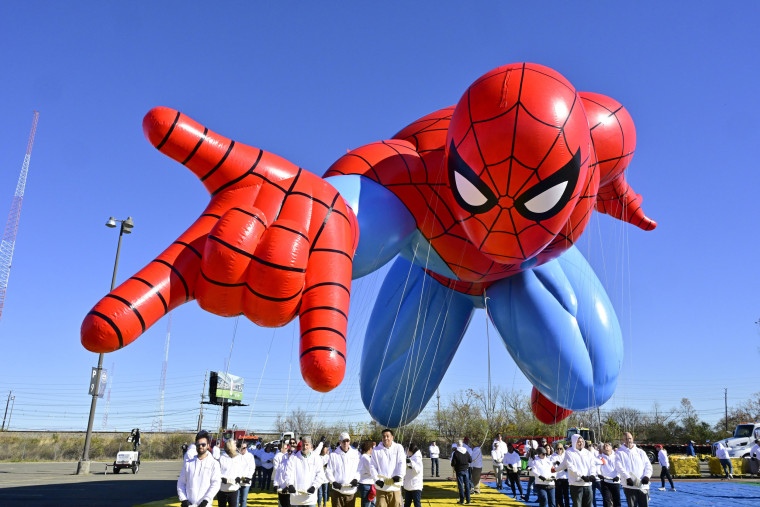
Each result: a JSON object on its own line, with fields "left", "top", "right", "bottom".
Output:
{"left": 470, "top": 443, "right": 483, "bottom": 494}
{"left": 715, "top": 442, "right": 733, "bottom": 479}
{"left": 238, "top": 443, "right": 256, "bottom": 507}
{"left": 502, "top": 442, "right": 524, "bottom": 500}
{"left": 598, "top": 443, "right": 621, "bottom": 507}
{"left": 285, "top": 436, "right": 327, "bottom": 507}
{"left": 428, "top": 441, "right": 440, "bottom": 477}
{"left": 615, "top": 433, "right": 652, "bottom": 507}
{"left": 326, "top": 432, "right": 361, "bottom": 507}
{"left": 218, "top": 439, "right": 244, "bottom": 507}
{"left": 749, "top": 439, "right": 760, "bottom": 477}
{"left": 655, "top": 445, "right": 675, "bottom": 492}
{"left": 274, "top": 442, "right": 293, "bottom": 507}
{"left": 370, "top": 429, "right": 406, "bottom": 507}
{"left": 491, "top": 441, "right": 505, "bottom": 490}
{"left": 357, "top": 441, "right": 375, "bottom": 507}
{"left": 530, "top": 447, "right": 556, "bottom": 507}
{"left": 563, "top": 434, "right": 597, "bottom": 507}
{"left": 403, "top": 444, "right": 423, "bottom": 507}
{"left": 178, "top": 431, "right": 221, "bottom": 507}
{"left": 551, "top": 443, "right": 569, "bottom": 507}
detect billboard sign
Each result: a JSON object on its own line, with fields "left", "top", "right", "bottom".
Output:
{"left": 209, "top": 371, "right": 244, "bottom": 404}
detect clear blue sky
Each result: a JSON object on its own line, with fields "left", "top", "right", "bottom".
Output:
{"left": 0, "top": 2, "right": 758, "bottom": 434}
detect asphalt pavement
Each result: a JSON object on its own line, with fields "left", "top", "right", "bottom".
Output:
{"left": 0, "top": 461, "right": 181, "bottom": 507}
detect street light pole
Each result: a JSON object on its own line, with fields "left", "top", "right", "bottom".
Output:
{"left": 76, "top": 216, "right": 133, "bottom": 475}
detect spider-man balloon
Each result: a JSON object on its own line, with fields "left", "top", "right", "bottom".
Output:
{"left": 81, "top": 63, "right": 655, "bottom": 427}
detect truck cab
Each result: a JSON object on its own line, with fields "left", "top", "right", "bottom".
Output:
{"left": 565, "top": 427, "right": 596, "bottom": 447}
{"left": 713, "top": 422, "right": 760, "bottom": 458}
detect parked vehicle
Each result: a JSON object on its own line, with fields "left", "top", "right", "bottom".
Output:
{"left": 109, "top": 428, "right": 141, "bottom": 474}
{"left": 112, "top": 450, "right": 140, "bottom": 474}
{"left": 712, "top": 422, "right": 760, "bottom": 459}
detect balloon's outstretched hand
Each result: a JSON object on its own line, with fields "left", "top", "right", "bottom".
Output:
{"left": 81, "top": 107, "right": 358, "bottom": 392}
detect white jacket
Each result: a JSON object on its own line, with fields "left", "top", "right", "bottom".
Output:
{"left": 530, "top": 456, "right": 556, "bottom": 486}
{"left": 657, "top": 449, "right": 669, "bottom": 468}
{"left": 285, "top": 450, "right": 326, "bottom": 505}
{"left": 470, "top": 446, "right": 483, "bottom": 468}
{"left": 370, "top": 442, "right": 406, "bottom": 492}
{"left": 178, "top": 455, "right": 221, "bottom": 506}
{"left": 219, "top": 453, "right": 243, "bottom": 492}
{"left": 239, "top": 451, "right": 256, "bottom": 481}
{"left": 615, "top": 444, "right": 652, "bottom": 492}
{"left": 750, "top": 443, "right": 760, "bottom": 459}
{"left": 358, "top": 453, "right": 374, "bottom": 484}
{"left": 493, "top": 440, "right": 508, "bottom": 455}
{"left": 599, "top": 453, "right": 619, "bottom": 482}
{"left": 185, "top": 443, "right": 198, "bottom": 461}
{"left": 429, "top": 445, "right": 440, "bottom": 459}
{"left": 715, "top": 443, "right": 731, "bottom": 460}
{"left": 563, "top": 436, "right": 596, "bottom": 487}
{"left": 403, "top": 450, "right": 423, "bottom": 491}
{"left": 326, "top": 446, "right": 361, "bottom": 496}
{"left": 551, "top": 452, "right": 568, "bottom": 480}
{"left": 502, "top": 450, "right": 522, "bottom": 472}
{"left": 492, "top": 447, "right": 504, "bottom": 467}
{"left": 273, "top": 452, "right": 289, "bottom": 489}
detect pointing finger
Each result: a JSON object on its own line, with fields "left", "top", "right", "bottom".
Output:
{"left": 81, "top": 215, "right": 213, "bottom": 352}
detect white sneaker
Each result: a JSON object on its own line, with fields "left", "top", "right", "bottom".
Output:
{"left": 658, "top": 487, "right": 666, "bottom": 491}
{"left": 670, "top": 488, "right": 677, "bottom": 492}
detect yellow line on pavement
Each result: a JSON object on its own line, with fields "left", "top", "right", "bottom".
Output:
{"left": 135, "top": 482, "right": 526, "bottom": 507}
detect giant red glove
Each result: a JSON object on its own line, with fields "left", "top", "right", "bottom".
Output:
{"left": 81, "top": 107, "right": 358, "bottom": 392}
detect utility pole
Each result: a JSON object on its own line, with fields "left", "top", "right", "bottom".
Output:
{"left": 198, "top": 371, "right": 208, "bottom": 432}
{"left": 436, "top": 388, "right": 441, "bottom": 434}
{"left": 597, "top": 407, "right": 602, "bottom": 442}
{"left": 2, "top": 390, "right": 11, "bottom": 430}
{"left": 725, "top": 388, "right": 728, "bottom": 434}
{"left": 7, "top": 395, "right": 15, "bottom": 430}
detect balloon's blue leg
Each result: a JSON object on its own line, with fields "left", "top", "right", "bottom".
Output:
{"left": 360, "top": 257, "right": 475, "bottom": 427}
{"left": 487, "top": 246, "right": 623, "bottom": 411}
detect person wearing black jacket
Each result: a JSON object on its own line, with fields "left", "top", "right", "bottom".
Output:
{"left": 451, "top": 439, "right": 472, "bottom": 504}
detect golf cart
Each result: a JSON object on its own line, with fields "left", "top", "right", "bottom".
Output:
{"left": 107, "top": 428, "right": 141, "bottom": 474}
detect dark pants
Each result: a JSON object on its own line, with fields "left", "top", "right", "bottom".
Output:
{"left": 403, "top": 489, "right": 421, "bottom": 507}
{"left": 357, "top": 484, "right": 374, "bottom": 507}
{"left": 601, "top": 481, "right": 621, "bottom": 507}
{"left": 431, "top": 458, "right": 439, "bottom": 476}
{"left": 318, "top": 483, "right": 330, "bottom": 507}
{"left": 570, "top": 485, "right": 593, "bottom": 507}
{"left": 660, "top": 466, "right": 674, "bottom": 489}
{"left": 623, "top": 488, "right": 648, "bottom": 507}
{"left": 592, "top": 479, "right": 601, "bottom": 505}
{"left": 260, "top": 467, "right": 273, "bottom": 489}
{"left": 456, "top": 470, "right": 471, "bottom": 503}
{"left": 719, "top": 458, "right": 733, "bottom": 477}
{"left": 536, "top": 485, "right": 555, "bottom": 507}
{"left": 279, "top": 492, "right": 292, "bottom": 507}
{"left": 506, "top": 470, "right": 523, "bottom": 498}
{"left": 218, "top": 490, "right": 240, "bottom": 507}
{"left": 526, "top": 476, "right": 535, "bottom": 499}
{"left": 555, "top": 478, "right": 570, "bottom": 507}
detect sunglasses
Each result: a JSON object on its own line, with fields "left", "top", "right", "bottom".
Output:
{"left": 197, "top": 443, "right": 208, "bottom": 447}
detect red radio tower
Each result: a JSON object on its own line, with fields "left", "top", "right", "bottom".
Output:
{"left": 0, "top": 111, "right": 39, "bottom": 323}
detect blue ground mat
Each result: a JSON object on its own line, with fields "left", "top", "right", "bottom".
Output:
{"left": 482, "top": 480, "right": 760, "bottom": 506}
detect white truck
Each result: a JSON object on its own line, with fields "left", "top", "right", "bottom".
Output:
{"left": 712, "top": 422, "right": 760, "bottom": 458}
